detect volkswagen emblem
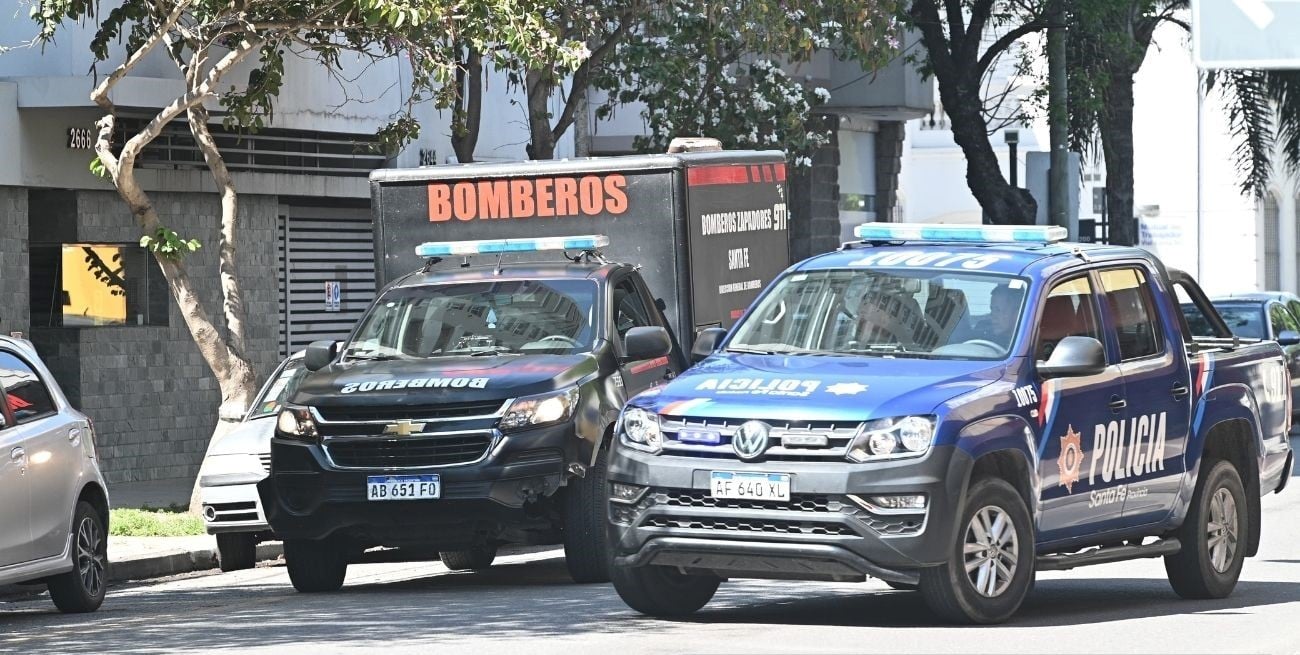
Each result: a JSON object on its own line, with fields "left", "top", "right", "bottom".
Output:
{"left": 732, "top": 421, "right": 770, "bottom": 460}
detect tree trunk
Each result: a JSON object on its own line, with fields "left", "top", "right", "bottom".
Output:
{"left": 1099, "top": 68, "right": 1137, "bottom": 246}
{"left": 525, "top": 69, "right": 557, "bottom": 160}
{"left": 944, "top": 83, "right": 1038, "bottom": 224}
{"left": 451, "top": 46, "right": 483, "bottom": 163}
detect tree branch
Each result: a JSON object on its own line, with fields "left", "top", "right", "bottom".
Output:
{"left": 974, "top": 20, "right": 1052, "bottom": 80}
{"left": 90, "top": 0, "right": 193, "bottom": 113}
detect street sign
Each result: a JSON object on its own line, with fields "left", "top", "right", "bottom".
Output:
{"left": 1092, "top": 186, "right": 1106, "bottom": 215}
{"left": 1193, "top": 0, "right": 1300, "bottom": 68}
{"left": 324, "top": 281, "right": 341, "bottom": 312}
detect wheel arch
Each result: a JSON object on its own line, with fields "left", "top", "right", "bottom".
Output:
{"left": 77, "top": 481, "right": 110, "bottom": 534}
{"left": 1198, "top": 418, "right": 1262, "bottom": 557}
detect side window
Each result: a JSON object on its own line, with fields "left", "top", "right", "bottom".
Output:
{"left": 1288, "top": 300, "right": 1300, "bottom": 327}
{"left": 1269, "top": 303, "right": 1299, "bottom": 338}
{"left": 1036, "top": 276, "right": 1103, "bottom": 361}
{"left": 1098, "top": 267, "right": 1163, "bottom": 361}
{"left": 612, "top": 279, "right": 652, "bottom": 341}
{"left": 0, "top": 351, "right": 57, "bottom": 423}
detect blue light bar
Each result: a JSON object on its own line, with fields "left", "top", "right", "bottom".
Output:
{"left": 415, "top": 235, "right": 610, "bottom": 258}
{"left": 853, "top": 222, "right": 1068, "bottom": 244}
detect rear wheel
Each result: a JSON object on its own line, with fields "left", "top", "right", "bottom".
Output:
{"left": 1165, "top": 459, "right": 1247, "bottom": 599}
{"left": 217, "top": 533, "right": 258, "bottom": 572}
{"left": 612, "top": 564, "right": 720, "bottom": 617}
{"left": 439, "top": 544, "right": 498, "bottom": 571}
{"left": 563, "top": 448, "right": 611, "bottom": 583}
{"left": 284, "top": 538, "right": 348, "bottom": 593}
{"left": 919, "top": 477, "right": 1034, "bottom": 624}
{"left": 47, "top": 502, "right": 108, "bottom": 613}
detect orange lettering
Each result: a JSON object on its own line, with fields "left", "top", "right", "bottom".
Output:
{"left": 453, "top": 182, "right": 476, "bottom": 221}
{"left": 511, "top": 180, "right": 535, "bottom": 218}
{"left": 554, "top": 177, "right": 578, "bottom": 216}
{"left": 579, "top": 176, "right": 603, "bottom": 215}
{"left": 478, "top": 181, "right": 509, "bottom": 219}
{"left": 428, "top": 184, "right": 451, "bottom": 222}
{"left": 535, "top": 178, "right": 555, "bottom": 217}
{"left": 604, "top": 175, "right": 628, "bottom": 214}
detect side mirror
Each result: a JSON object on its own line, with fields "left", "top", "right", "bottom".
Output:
{"left": 1278, "top": 330, "right": 1300, "bottom": 346}
{"left": 623, "top": 326, "right": 672, "bottom": 362}
{"left": 691, "top": 327, "right": 728, "bottom": 363}
{"left": 1037, "top": 336, "right": 1106, "bottom": 378}
{"left": 304, "top": 340, "right": 338, "bottom": 372}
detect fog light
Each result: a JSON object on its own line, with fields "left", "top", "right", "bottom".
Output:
{"left": 869, "top": 494, "right": 927, "bottom": 510}
{"left": 202, "top": 505, "right": 217, "bottom": 521}
{"left": 610, "top": 482, "right": 648, "bottom": 505}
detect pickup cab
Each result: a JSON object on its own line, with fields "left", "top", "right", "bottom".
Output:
{"left": 607, "top": 223, "right": 1295, "bottom": 624}
{"left": 260, "top": 236, "right": 680, "bottom": 591}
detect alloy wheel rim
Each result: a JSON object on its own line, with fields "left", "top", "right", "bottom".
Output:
{"left": 1206, "top": 487, "right": 1239, "bottom": 574}
{"left": 76, "top": 516, "right": 105, "bottom": 598}
{"left": 963, "top": 505, "right": 1019, "bottom": 598}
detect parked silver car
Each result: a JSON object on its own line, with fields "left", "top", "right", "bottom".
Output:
{"left": 199, "top": 352, "right": 305, "bottom": 571}
{"left": 0, "top": 335, "right": 110, "bottom": 613}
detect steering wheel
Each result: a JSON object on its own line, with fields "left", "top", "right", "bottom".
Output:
{"left": 539, "top": 335, "right": 580, "bottom": 346}
{"left": 962, "top": 339, "right": 1005, "bottom": 353}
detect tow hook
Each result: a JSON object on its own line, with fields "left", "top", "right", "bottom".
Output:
{"left": 568, "top": 462, "right": 587, "bottom": 478}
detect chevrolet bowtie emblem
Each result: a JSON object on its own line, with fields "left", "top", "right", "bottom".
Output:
{"left": 384, "top": 420, "right": 425, "bottom": 436}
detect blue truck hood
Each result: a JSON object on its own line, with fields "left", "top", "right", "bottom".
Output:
{"left": 634, "top": 353, "right": 1006, "bottom": 422}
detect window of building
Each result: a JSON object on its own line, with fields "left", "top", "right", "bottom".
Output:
{"left": 28, "top": 244, "right": 169, "bottom": 328}
{"left": 1098, "top": 267, "right": 1163, "bottom": 361}
{"left": 0, "top": 351, "right": 56, "bottom": 424}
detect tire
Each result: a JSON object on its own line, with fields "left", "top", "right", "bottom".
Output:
{"left": 284, "top": 538, "right": 348, "bottom": 593}
{"left": 439, "top": 544, "right": 498, "bottom": 571}
{"left": 47, "top": 501, "right": 108, "bottom": 614}
{"left": 885, "top": 580, "right": 918, "bottom": 591}
{"left": 612, "top": 564, "right": 720, "bottom": 617}
{"left": 563, "top": 447, "right": 612, "bottom": 583}
{"left": 217, "top": 533, "right": 258, "bottom": 572}
{"left": 919, "top": 477, "right": 1035, "bottom": 624}
{"left": 1164, "top": 459, "right": 1248, "bottom": 599}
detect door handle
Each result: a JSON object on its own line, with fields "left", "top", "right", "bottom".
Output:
{"left": 1108, "top": 396, "right": 1127, "bottom": 412}
{"left": 9, "top": 446, "right": 24, "bottom": 461}
{"left": 1171, "top": 383, "right": 1190, "bottom": 399}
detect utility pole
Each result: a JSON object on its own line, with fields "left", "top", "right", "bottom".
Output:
{"left": 1047, "top": 0, "right": 1070, "bottom": 233}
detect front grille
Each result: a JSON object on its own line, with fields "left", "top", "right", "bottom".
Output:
{"left": 258, "top": 454, "right": 272, "bottom": 473}
{"left": 314, "top": 400, "right": 505, "bottom": 422}
{"left": 654, "top": 489, "right": 843, "bottom": 513}
{"left": 644, "top": 516, "right": 855, "bottom": 536}
{"left": 325, "top": 433, "right": 494, "bottom": 469}
{"left": 658, "top": 416, "right": 861, "bottom": 461}
{"left": 208, "top": 501, "right": 259, "bottom": 523}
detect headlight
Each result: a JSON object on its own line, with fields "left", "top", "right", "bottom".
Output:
{"left": 846, "top": 416, "right": 935, "bottom": 463}
{"left": 200, "top": 454, "right": 263, "bottom": 478}
{"left": 276, "top": 406, "right": 318, "bottom": 442}
{"left": 619, "top": 407, "right": 662, "bottom": 454}
{"left": 500, "top": 387, "right": 580, "bottom": 432}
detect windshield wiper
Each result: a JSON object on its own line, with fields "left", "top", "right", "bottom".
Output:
{"left": 726, "top": 346, "right": 819, "bottom": 356}
{"left": 344, "top": 351, "right": 401, "bottom": 362}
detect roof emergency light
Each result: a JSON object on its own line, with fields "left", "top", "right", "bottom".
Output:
{"left": 415, "top": 235, "right": 610, "bottom": 258}
{"left": 853, "top": 222, "right": 1068, "bottom": 244}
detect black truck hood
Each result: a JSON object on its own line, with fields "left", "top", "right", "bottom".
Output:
{"left": 291, "top": 354, "right": 598, "bottom": 408}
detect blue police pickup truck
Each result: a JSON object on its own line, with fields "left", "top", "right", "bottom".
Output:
{"left": 607, "top": 223, "right": 1294, "bottom": 624}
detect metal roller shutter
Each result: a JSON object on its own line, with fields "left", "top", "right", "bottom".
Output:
{"left": 278, "top": 202, "right": 376, "bottom": 357}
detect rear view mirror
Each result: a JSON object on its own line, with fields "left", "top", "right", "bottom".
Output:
{"left": 304, "top": 340, "right": 338, "bottom": 372}
{"left": 691, "top": 327, "right": 728, "bottom": 363}
{"left": 623, "top": 326, "right": 672, "bottom": 362}
{"left": 1278, "top": 330, "right": 1300, "bottom": 346}
{"left": 1037, "top": 336, "right": 1106, "bottom": 378}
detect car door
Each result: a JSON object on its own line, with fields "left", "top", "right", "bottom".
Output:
{"left": 610, "top": 273, "right": 678, "bottom": 395}
{"left": 1266, "top": 302, "right": 1300, "bottom": 405}
{"left": 0, "top": 350, "right": 82, "bottom": 561}
{"left": 0, "top": 388, "right": 32, "bottom": 568}
{"left": 1096, "top": 266, "right": 1192, "bottom": 525}
{"left": 1035, "top": 273, "right": 1129, "bottom": 540}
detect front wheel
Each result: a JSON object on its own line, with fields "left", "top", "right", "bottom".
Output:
{"left": 919, "top": 477, "right": 1035, "bottom": 624}
{"left": 563, "top": 448, "right": 611, "bottom": 583}
{"left": 47, "top": 502, "right": 108, "bottom": 613}
{"left": 217, "top": 533, "right": 258, "bottom": 572}
{"left": 612, "top": 564, "right": 720, "bottom": 617}
{"left": 284, "top": 538, "right": 348, "bottom": 593}
{"left": 1165, "top": 459, "right": 1247, "bottom": 599}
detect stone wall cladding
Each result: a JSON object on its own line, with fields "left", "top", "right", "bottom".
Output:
{"left": 788, "top": 117, "right": 841, "bottom": 261}
{"left": 75, "top": 190, "right": 281, "bottom": 483}
{"left": 0, "top": 187, "right": 30, "bottom": 336}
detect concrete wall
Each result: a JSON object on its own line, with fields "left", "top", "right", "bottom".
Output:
{"left": 0, "top": 187, "right": 29, "bottom": 336}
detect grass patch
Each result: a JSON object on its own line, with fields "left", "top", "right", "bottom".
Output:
{"left": 109, "top": 508, "right": 206, "bottom": 537}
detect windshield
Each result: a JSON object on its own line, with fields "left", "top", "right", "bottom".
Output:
{"left": 346, "top": 279, "right": 597, "bottom": 360}
{"left": 1212, "top": 303, "right": 1266, "bottom": 339}
{"left": 727, "top": 268, "right": 1029, "bottom": 359}
{"left": 247, "top": 358, "right": 308, "bottom": 420}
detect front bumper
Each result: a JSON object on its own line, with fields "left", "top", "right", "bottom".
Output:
{"left": 608, "top": 444, "right": 970, "bottom": 583}
{"left": 200, "top": 481, "right": 271, "bottom": 535}
{"left": 259, "top": 420, "right": 581, "bottom": 548}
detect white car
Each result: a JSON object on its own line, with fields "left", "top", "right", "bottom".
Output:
{"left": 199, "top": 352, "right": 305, "bottom": 571}
{"left": 0, "top": 335, "right": 110, "bottom": 612}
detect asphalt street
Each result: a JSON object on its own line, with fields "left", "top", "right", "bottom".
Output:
{"left": 3, "top": 474, "right": 1299, "bottom": 655}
